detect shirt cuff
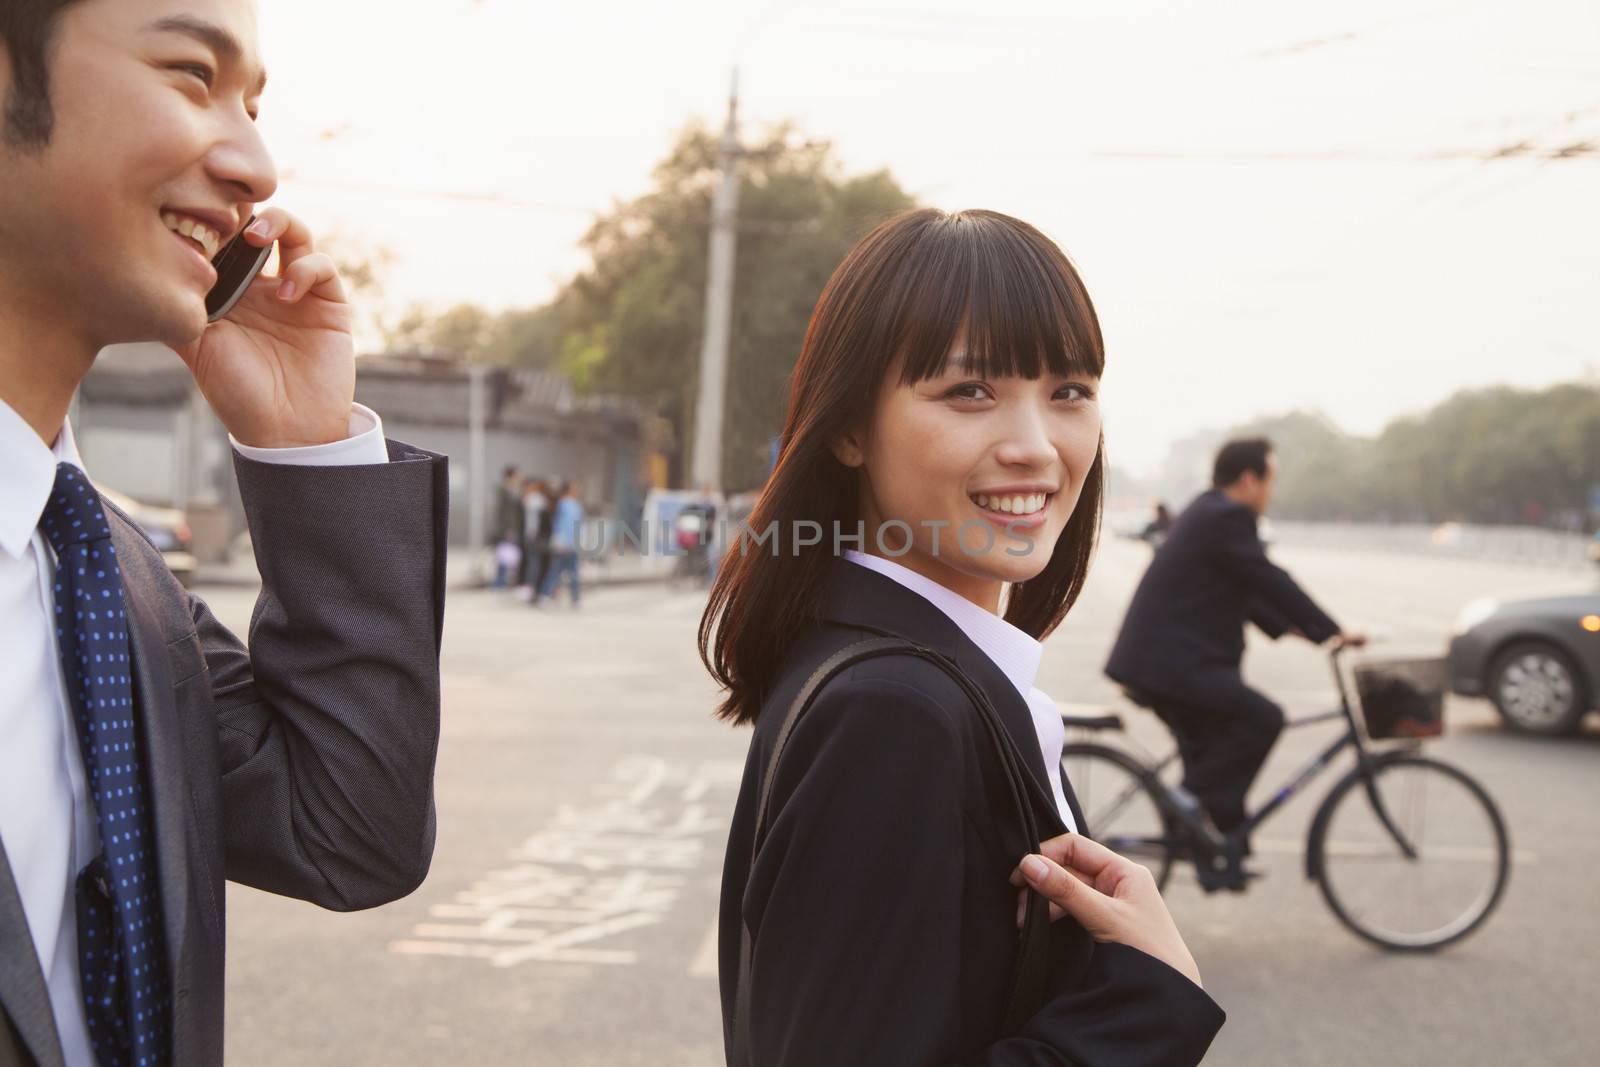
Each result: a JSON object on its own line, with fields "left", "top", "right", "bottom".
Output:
{"left": 229, "top": 404, "right": 390, "bottom": 467}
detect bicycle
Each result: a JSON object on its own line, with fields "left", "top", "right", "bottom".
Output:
{"left": 1060, "top": 647, "right": 1511, "bottom": 951}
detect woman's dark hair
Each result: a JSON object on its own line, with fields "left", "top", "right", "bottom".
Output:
{"left": 0, "top": 0, "right": 88, "bottom": 149}
{"left": 1212, "top": 438, "right": 1274, "bottom": 488}
{"left": 698, "top": 208, "right": 1107, "bottom": 725}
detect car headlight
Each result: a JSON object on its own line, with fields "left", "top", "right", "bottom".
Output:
{"left": 1452, "top": 597, "right": 1499, "bottom": 636}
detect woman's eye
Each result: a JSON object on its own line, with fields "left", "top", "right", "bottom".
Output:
{"left": 945, "top": 383, "right": 992, "bottom": 401}
{"left": 1056, "top": 383, "right": 1094, "bottom": 402}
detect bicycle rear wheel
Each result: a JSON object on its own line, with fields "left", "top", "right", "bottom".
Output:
{"left": 1310, "top": 752, "right": 1510, "bottom": 951}
{"left": 1060, "top": 743, "right": 1178, "bottom": 890}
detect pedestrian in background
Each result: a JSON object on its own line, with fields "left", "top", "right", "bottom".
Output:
{"left": 538, "top": 481, "right": 585, "bottom": 608}
{"left": 1139, "top": 500, "right": 1173, "bottom": 549}
{"left": 492, "top": 465, "right": 524, "bottom": 588}
{"left": 530, "top": 478, "right": 559, "bottom": 598}
{"left": 517, "top": 477, "right": 550, "bottom": 599}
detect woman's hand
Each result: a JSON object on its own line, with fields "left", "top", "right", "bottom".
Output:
{"left": 172, "top": 208, "right": 355, "bottom": 449}
{"left": 1011, "top": 833, "right": 1203, "bottom": 988}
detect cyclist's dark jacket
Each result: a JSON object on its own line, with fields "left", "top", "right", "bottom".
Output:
{"left": 720, "top": 560, "right": 1225, "bottom": 1066}
{"left": 1106, "top": 488, "right": 1339, "bottom": 703}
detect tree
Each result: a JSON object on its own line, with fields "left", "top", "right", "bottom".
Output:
{"left": 553, "top": 123, "right": 917, "bottom": 487}
{"left": 374, "top": 122, "right": 916, "bottom": 486}
{"left": 1200, "top": 382, "right": 1600, "bottom": 529}
{"left": 480, "top": 301, "right": 571, "bottom": 371}
{"left": 383, "top": 301, "right": 496, "bottom": 360}
{"left": 1232, "top": 411, "right": 1372, "bottom": 522}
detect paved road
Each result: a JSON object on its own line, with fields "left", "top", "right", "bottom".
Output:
{"left": 198, "top": 539, "right": 1598, "bottom": 1065}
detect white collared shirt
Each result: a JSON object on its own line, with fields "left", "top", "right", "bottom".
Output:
{"left": 0, "top": 396, "right": 387, "bottom": 1066}
{"left": 843, "top": 550, "right": 1078, "bottom": 833}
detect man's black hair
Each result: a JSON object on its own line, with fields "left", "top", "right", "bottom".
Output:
{"left": 1, "top": 0, "right": 90, "bottom": 149}
{"left": 1212, "top": 437, "right": 1274, "bottom": 488}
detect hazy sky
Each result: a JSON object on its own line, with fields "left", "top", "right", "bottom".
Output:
{"left": 255, "top": 0, "right": 1599, "bottom": 473}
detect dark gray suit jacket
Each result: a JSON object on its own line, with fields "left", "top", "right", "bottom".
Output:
{"left": 0, "top": 440, "right": 448, "bottom": 1067}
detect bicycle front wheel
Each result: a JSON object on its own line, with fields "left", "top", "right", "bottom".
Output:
{"left": 1060, "top": 743, "right": 1178, "bottom": 890}
{"left": 1310, "top": 752, "right": 1510, "bottom": 951}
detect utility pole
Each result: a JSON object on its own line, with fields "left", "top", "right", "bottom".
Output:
{"left": 467, "top": 362, "right": 488, "bottom": 583}
{"left": 689, "top": 71, "right": 741, "bottom": 492}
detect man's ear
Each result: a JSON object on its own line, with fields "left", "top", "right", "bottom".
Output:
{"left": 829, "top": 428, "right": 865, "bottom": 468}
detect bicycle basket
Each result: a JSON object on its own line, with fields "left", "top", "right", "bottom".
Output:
{"left": 1353, "top": 657, "right": 1448, "bottom": 739}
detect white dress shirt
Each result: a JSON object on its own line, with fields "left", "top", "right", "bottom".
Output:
{"left": 0, "top": 396, "right": 387, "bottom": 1065}
{"left": 843, "top": 550, "right": 1078, "bottom": 833}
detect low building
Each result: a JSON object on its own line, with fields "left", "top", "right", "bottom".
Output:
{"left": 74, "top": 345, "right": 648, "bottom": 557}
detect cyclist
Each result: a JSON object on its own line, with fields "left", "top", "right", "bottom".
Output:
{"left": 1105, "top": 438, "right": 1366, "bottom": 873}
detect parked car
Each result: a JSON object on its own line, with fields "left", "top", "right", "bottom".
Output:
{"left": 98, "top": 487, "right": 197, "bottom": 586}
{"left": 1448, "top": 594, "right": 1600, "bottom": 735}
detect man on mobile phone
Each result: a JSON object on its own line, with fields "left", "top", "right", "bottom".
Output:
{"left": 0, "top": 3, "right": 446, "bottom": 1065}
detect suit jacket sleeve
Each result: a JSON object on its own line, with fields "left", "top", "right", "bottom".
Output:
{"left": 1247, "top": 596, "right": 1292, "bottom": 639}
{"left": 1214, "top": 509, "right": 1339, "bottom": 643}
{"left": 742, "top": 674, "right": 1222, "bottom": 1067}
{"left": 191, "top": 440, "right": 448, "bottom": 910}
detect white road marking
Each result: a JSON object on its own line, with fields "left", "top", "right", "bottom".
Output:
{"left": 388, "top": 757, "right": 743, "bottom": 969}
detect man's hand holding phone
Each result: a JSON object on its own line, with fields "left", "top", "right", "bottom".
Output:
{"left": 173, "top": 207, "right": 356, "bottom": 450}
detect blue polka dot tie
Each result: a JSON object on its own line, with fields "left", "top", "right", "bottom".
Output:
{"left": 40, "top": 464, "right": 172, "bottom": 1067}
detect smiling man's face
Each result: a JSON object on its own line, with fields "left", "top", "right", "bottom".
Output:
{"left": 0, "top": 0, "right": 276, "bottom": 351}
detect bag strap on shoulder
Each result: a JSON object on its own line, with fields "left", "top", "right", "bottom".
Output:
{"left": 731, "top": 637, "right": 1052, "bottom": 1066}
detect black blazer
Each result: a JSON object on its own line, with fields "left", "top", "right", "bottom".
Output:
{"left": 719, "top": 562, "right": 1224, "bottom": 1066}
{"left": 1105, "top": 489, "right": 1340, "bottom": 703}
{"left": 0, "top": 442, "right": 448, "bottom": 1067}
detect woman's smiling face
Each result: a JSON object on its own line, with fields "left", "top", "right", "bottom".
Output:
{"left": 836, "top": 348, "right": 1103, "bottom": 612}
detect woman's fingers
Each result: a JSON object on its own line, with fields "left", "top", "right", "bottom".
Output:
{"left": 1011, "top": 833, "right": 1073, "bottom": 885}
{"left": 1018, "top": 854, "right": 1113, "bottom": 931}
{"left": 1016, "top": 848, "right": 1203, "bottom": 987}
{"left": 1009, "top": 834, "right": 1109, "bottom": 888}
{"left": 1038, "top": 832, "right": 1122, "bottom": 879}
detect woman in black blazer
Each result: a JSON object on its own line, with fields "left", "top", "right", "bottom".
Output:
{"left": 700, "top": 209, "right": 1225, "bottom": 1065}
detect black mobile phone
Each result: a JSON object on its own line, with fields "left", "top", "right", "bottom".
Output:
{"left": 204, "top": 215, "right": 273, "bottom": 323}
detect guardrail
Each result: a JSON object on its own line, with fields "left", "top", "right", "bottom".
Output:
{"left": 1269, "top": 521, "right": 1595, "bottom": 571}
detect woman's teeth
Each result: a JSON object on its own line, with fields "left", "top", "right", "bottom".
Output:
{"left": 162, "top": 213, "right": 222, "bottom": 259}
{"left": 971, "top": 492, "right": 1049, "bottom": 516}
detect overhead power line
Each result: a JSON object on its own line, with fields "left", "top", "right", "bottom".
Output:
{"left": 277, "top": 174, "right": 598, "bottom": 215}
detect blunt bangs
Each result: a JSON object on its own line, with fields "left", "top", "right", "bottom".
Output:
{"left": 884, "top": 210, "right": 1105, "bottom": 388}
